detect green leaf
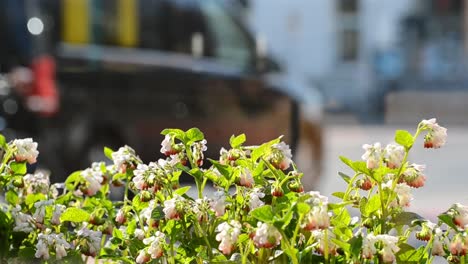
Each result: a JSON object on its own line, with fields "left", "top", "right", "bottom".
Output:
{"left": 251, "top": 137, "right": 281, "bottom": 161}
{"left": 186, "top": 128, "right": 204, "bottom": 142}
{"left": 251, "top": 205, "right": 274, "bottom": 223}
{"left": 175, "top": 186, "right": 191, "bottom": 196}
{"left": 230, "top": 134, "right": 246, "bottom": 148}
{"left": 395, "top": 130, "right": 414, "bottom": 149}
{"left": 0, "top": 134, "right": 6, "bottom": 149}
{"left": 104, "top": 147, "right": 114, "bottom": 160}
{"left": 113, "top": 226, "right": 123, "bottom": 240}
{"left": 438, "top": 213, "right": 459, "bottom": 230}
{"left": 65, "top": 171, "right": 82, "bottom": 191}
{"left": 17, "top": 247, "right": 36, "bottom": 260}
{"left": 5, "top": 189, "right": 19, "bottom": 205}
{"left": 393, "top": 212, "right": 424, "bottom": 227}
{"left": 209, "top": 159, "right": 232, "bottom": 180}
{"left": 339, "top": 156, "right": 354, "bottom": 170}
{"left": 25, "top": 193, "right": 46, "bottom": 206}
{"left": 338, "top": 172, "right": 351, "bottom": 183}
{"left": 363, "top": 195, "right": 380, "bottom": 217}
{"left": 349, "top": 236, "right": 363, "bottom": 258}
{"left": 132, "top": 195, "right": 148, "bottom": 212}
{"left": 161, "top": 128, "right": 186, "bottom": 141}
{"left": 332, "top": 192, "right": 345, "bottom": 199}
{"left": 396, "top": 244, "right": 427, "bottom": 263}
{"left": 296, "top": 202, "right": 311, "bottom": 215}
{"left": 10, "top": 162, "right": 27, "bottom": 175}
{"left": 60, "top": 208, "right": 90, "bottom": 223}
{"left": 353, "top": 161, "right": 371, "bottom": 175}
{"left": 152, "top": 206, "right": 165, "bottom": 221}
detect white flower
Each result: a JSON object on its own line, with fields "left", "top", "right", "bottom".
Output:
{"left": 402, "top": 163, "right": 426, "bottom": 188}
{"left": 305, "top": 191, "right": 329, "bottom": 206}
{"left": 112, "top": 145, "right": 139, "bottom": 171}
{"left": 362, "top": 234, "right": 377, "bottom": 259}
{"left": 160, "top": 135, "right": 174, "bottom": 155}
{"left": 80, "top": 163, "right": 104, "bottom": 196}
{"left": 115, "top": 208, "right": 127, "bottom": 224}
{"left": 215, "top": 220, "right": 242, "bottom": 255}
{"left": 432, "top": 228, "right": 448, "bottom": 256}
{"left": 55, "top": 244, "right": 67, "bottom": 260}
{"left": 312, "top": 230, "right": 338, "bottom": 255}
{"left": 134, "top": 228, "right": 145, "bottom": 240}
{"left": 191, "top": 139, "right": 207, "bottom": 165}
{"left": 140, "top": 200, "right": 156, "bottom": 225}
{"left": 143, "top": 231, "right": 165, "bottom": 259}
{"left": 303, "top": 205, "right": 330, "bottom": 231}
{"left": 452, "top": 203, "right": 468, "bottom": 229}
{"left": 136, "top": 250, "right": 150, "bottom": 264}
{"left": 35, "top": 237, "right": 50, "bottom": 260}
{"left": 362, "top": 142, "right": 382, "bottom": 169}
{"left": 384, "top": 144, "right": 405, "bottom": 169}
{"left": 211, "top": 190, "right": 226, "bottom": 217}
{"left": 249, "top": 188, "right": 265, "bottom": 210}
{"left": 33, "top": 199, "right": 54, "bottom": 223}
{"left": 77, "top": 227, "right": 102, "bottom": 257}
{"left": 384, "top": 181, "right": 412, "bottom": 207}
{"left": 252, "top": 222, "right": 282, "bottom": 248}
{"left": 133, "top": 164, "right": 149, "bottom": 190}
{"left": 51, "top": 204, "right": 66, "bottom": 225}
{"left": 239, "top": 168, "right": 254, "bottom": 187}
{"left": 24, "top": 171, "right": 50, "bottom": 194}
{"left": 35, "top": 232, "right": 71, "bottom": 260}
{"left": 421, "top": 118, "right": 447, "bottom": 148}
{"left": 12, "top": 138, "right": 39, "bottom": 164}
{"left": 271, "top": 142, "right": 293, "bottom": 170}
{"left": 362, "top": 234, "right": 399, "bottom": 262}
{"left": 12, "top": 206, "right": 34, "bottom": 232}
{"left": 163, "top": 195, "right": 183, "bottom": 219}
{"left": 53, "top": 233, "right": 71, "bottom": 260}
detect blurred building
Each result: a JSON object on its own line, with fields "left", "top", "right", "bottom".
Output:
{"left": 248, "top": 0, "right": 468, "bottom": 120}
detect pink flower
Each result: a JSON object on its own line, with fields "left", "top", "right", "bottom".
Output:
{"left": 303, "top": 206, "right": 330, "bottom": 231}
{"left": 362, "top": 143, "right": 382, "bottom": 169}
{"left": 402, "top": 164, "right": 426, "bottom": 188}
{"left": 252, "top": 222, "right": 282, "bottom": 249}
{"left": 215, "top": 220, "right": 242, "bottom": 255}
{"left": 136, "top": 250, "right": 150, "bottom": 264}
{"left": 115, "top": 208, "right": 127, "bottom": 225}
{"left": 384, "top": 144, "right": 405, "bottom": 169}
{"left": 421, "top": 118, "right": 447, "bottom": 148}
{"left": 12, "top": 138, "right": 39, "bottom": 164}
{"left": 239, "top": 169, "right": 254, "bottom": 188}
{"left": 452, "top": 203, "right": 468, "bottom": 229}
{"left": 143, "top": 231, "right": 165, "bottom": 259}
{"left": 163, "top": 195, "right": 183, "bottom": 220}
{"left": 211, "top": 190, "right": 226, "bottom": 217}
{"left": 269, "top": 142, "right": 293, "bottom": 170}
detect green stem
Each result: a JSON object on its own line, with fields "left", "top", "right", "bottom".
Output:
{"left": 291, "top": 213, "right": 305, "bottom": 246}
{"left": 324, "top": 228, "right": 329, "bottom": 263}
{"left": 377, "top": 182, "right": 387, "bottom": 234}
{"left": 343, "top": 173, "right": 360, "bottom": 201}
{"left": 195, "top": 221, "right": 213, "bottom": 259}
{"left": 124, "top": 181, "right": 130, "bottom": 207}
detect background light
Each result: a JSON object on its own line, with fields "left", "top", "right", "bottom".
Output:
{"left": 27, "top": 17, "right": 44, "bottom": 35}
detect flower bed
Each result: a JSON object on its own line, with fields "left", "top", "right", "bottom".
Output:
{"left": 0, "top": 118, "right": 465, "bottom": 263}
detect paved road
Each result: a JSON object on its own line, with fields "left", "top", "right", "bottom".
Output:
{"left": 317, "top": 116, "right": 468, "bottom": 222}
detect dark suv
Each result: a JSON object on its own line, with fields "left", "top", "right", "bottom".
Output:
{"left": 25, "top": 0, "right": 322, "bottom": 186}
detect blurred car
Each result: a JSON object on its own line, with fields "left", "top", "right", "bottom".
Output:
{"left": 24, "top": 0, "right": 323, "bottom": 187}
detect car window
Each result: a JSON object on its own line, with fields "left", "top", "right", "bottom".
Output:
{"left": 198, "top": 0, "right": 253, "bottom": 69}
{"left": 59, "top": 0, "right": 253, "bottom": 69}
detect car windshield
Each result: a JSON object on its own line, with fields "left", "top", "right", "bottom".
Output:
{"left": 198, "top": 0, "right": 253, "bottom": 69}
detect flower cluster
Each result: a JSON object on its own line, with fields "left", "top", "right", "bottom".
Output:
{"left": 0, "top": 118, "right": 466, "bottom": 264}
